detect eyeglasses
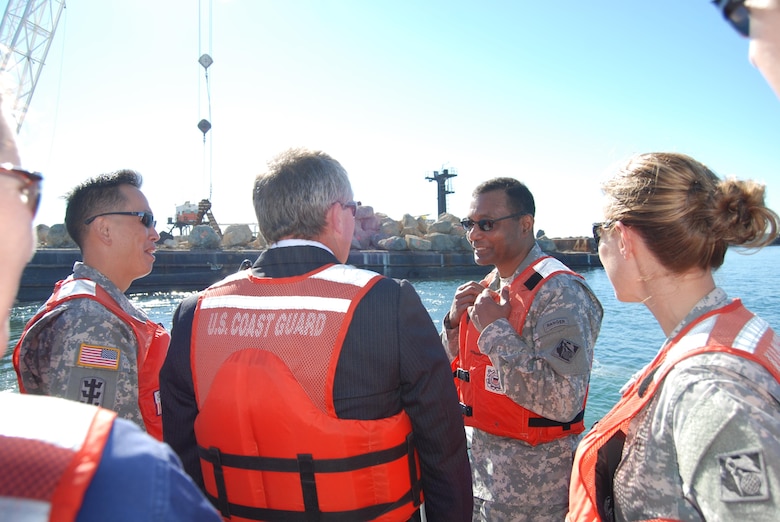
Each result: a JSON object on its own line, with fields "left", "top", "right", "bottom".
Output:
{"left": 713, "top": 0, "right": 750, "bottom": 37}
{"left": 84, "top": 211, "right": 157, "bottom": 229}
{"left": 0, "top": 163, "right": 43, "bottom": 217}
{"left": 592, "top": 220, "right": 615, "bottom": 246}
{"left": 338, "top": 200, "right": 361, "bottom": 217}
{"left": 460, "top": 212, "right": 525, "bottom": 232}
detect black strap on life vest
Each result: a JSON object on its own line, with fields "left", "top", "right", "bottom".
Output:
{"left": 207, "top": 446, "right": 231, "bottom": 517}
{"left": 527, "top": 409, "right": 585, "bottom": 431}
{"left": 459, "top": 402, "right": 473, "bottom": 417}
{"left": 524, "top": 270, "right": 544, "bottom": 291}
{"left": 637, "top": 366, "right": 660, "bottom": 398}
{"left": 459, "top": 400, "right": 584, "bottom": 432}
{"left": 453, "top": 368, "right": 470, "bottom": 382}
{"left": 594, "top": 429, "right": 626, "bottom": 522}
{"left": 198, "top": 433, "right": 421, "bottom": 521}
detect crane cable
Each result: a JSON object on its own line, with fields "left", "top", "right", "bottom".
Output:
{"left": 198, "top": 0, "right": 213, "bottom": 200}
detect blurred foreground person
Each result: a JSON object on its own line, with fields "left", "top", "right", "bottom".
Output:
{"left": 713, "top": 0, "right": 780, "bottom": 98}
{"left": 443, "top": 178, "right": 603, "bottom": 521}
{"left": 161, "top": 148, "right": 472, "bottom": 521}
{"left": 13, "top": 169, "right": 169, "bottom": 439}
{"left": 568, "top": 152, "right": 780, "bottom": 521}
{"left": 0, "top": 93, "right": 220, "bottom": 521}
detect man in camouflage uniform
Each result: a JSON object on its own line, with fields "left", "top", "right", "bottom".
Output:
{"left": 15, "top": 171, "right": 164, "bottom": 431}
{"left": 443, "top": 178, "right": 602, "bottom": 521}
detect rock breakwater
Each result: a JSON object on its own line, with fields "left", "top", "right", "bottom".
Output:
{"left": 34, "top": 206, "right": 597, "bottom": 255}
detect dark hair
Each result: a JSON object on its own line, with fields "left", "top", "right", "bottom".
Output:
{"left": 65, "top": 169, "right": 143, "bottom": 248}
{"left": 472, "top": 177, "right": 535, "bottom": 217}
{"left": 603, "top": 152, "right": 779, "bottom": 271}
{"left": 253, "top": 148, "right": 351, "bottom": 243}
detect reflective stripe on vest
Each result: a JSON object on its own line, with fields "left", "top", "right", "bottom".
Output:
{"left": 192, "top": 264, "right": 423, "bottom": 521}
{"left": 452, "top": 256, "right": 587, "bottom": 444}
{"left": 0, "top": 394, "right": 116, "bottom": 522}
{"left": 12, "top": 277, "right": 170, "bottom": 440}
{"left": 567, "top": 299, "right": 780, "bottom": 522}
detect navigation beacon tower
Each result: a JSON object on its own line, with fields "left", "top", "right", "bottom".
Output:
{"left": 426, "top": 167, "right": 457, "bottom": 217}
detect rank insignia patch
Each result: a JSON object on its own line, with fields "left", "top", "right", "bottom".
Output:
{"left": 718, "top": 449, "right": 769, "bottom": 502}
{"left": 80, "top": 377, "right": 106, "bottom": 407}
{"left": 77, "top": 344, "right": 120, "bottom": 370}
{"left": 555, "top": 339, "right": 580, "bottom": 363}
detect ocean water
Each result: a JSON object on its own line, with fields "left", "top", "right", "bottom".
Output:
{"left": 3, "top": 247, "right": 779, "bottom": 428}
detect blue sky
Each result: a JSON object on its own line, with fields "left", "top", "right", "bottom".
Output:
{"left": 8, "top": 0, "right": 780, "bottom": 238}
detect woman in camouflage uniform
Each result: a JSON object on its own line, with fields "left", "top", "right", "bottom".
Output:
{"left": 569, "top": 152, "right": 780, "bottom": 521}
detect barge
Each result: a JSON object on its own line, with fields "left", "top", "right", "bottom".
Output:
{"left": 17, "top": 248, "right": 602, "bottom": 303}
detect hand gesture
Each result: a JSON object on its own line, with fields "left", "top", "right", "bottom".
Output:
{"left": 470, "top": 286, "right": 511, "bottom": 332}
{"left": 448, "top": 281, "right": 485, "bottom": 327}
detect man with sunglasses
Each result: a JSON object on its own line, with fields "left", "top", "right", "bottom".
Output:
{"left": 713, "top": 0, "right": 780, "bottom": 98}
{"left": 443, "top": 178, "right": 603, "bottom": 521}
{"left": 0, "top": 93, "right": 220, "bottom": 520}
{"left": 14, "top": 170, "right": 170, "bottom": 440}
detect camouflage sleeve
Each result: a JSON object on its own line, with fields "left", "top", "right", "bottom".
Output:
{"left": 477, "top": 276, "right": 602, "bottom": 422}
{"left": 20, "top": 299, "right": 143, "bottom": 428}
{"left": 672, "top": 355, "right": 780, "bottom": 520}
{"left": 617, "top": 353, "right": 780, "bottom": 520}
{"left": 440, "top": 315, "right": 460, "bottom": 363}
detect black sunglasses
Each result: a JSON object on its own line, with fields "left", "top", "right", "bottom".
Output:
{"left": 713, "top": 0, "right": 750, "bottom": 37}
{"left": 338, "top": 200, "right": 361, "bottom": 217}
{"left": 0, "top": 163, "right": 43, "bottom": 218}
{"left": 461, "top": 212, "right": 525, "bottom": 232}
{"left": 592, "top": 220, "right": 615, "bottom": 246}
{"left": 84, "top": 211, "right": 157, "bottom": 229}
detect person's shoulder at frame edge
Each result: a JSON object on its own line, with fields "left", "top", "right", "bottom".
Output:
{"left": 78, "top": 416, "right": 221, "bottom": 521}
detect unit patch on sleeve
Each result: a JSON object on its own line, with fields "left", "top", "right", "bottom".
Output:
{"left": 555, "top": 339, "right": 580, "bottom": 363}
{"left": 77, "top": 344, "right": 120, "bottom": 370}
{"left": 718, "top": 449, "right": 769, "bottom": 502}
{"left": 79, "top": 377, "right": 106, "bottom": 407}
{"left": 484, "top": 365, "right": 505, "bottom": 395}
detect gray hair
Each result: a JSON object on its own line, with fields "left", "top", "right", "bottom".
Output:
{"left": 253, "top": 148, "right": 352, "bottom": 243}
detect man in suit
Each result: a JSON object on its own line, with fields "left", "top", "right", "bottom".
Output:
{"left": 160, "top": 148, "right": 472, "bottom": 521}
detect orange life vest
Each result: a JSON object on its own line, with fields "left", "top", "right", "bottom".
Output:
{"left": 191, "top": 265, "right": 423, "bottom": 521}
{"left": 452, "top": 256, "right": 587, "bottom": 445}
{"left": 12, "top": 277, "right": 170, "bottom": 441}
{"left": 0, "top": 394, "right": 116, "bottom": 522}
{"left": 567, "top": 299, "right": 780, "bottom": 522}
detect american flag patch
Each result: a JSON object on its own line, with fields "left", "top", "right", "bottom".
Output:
{"left": 77, "top": 344, "right": 120, "bottom": 370}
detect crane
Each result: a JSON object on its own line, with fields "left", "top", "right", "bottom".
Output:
{"left": 0, "top": 0, "right": 65, "bottom": 132}
{"left": 2, "top": 0, "right": 223, "bottom": 238}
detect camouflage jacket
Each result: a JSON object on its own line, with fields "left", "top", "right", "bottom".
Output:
{"left": 613, "top": 288, "right": 780, "bottom": 521}
{"left": 16, "top": 262, "right": 149, "bottom": 429}
{"left": 444, "top": 243, "right": 603, "bottom": 517}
